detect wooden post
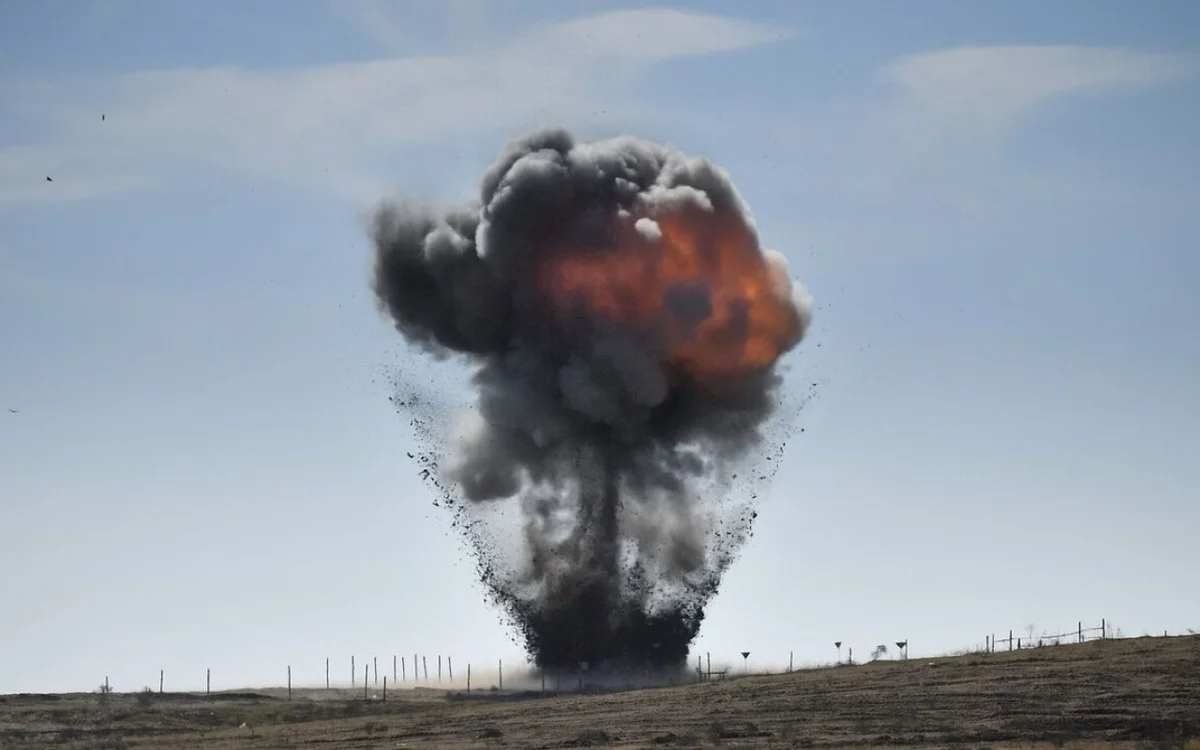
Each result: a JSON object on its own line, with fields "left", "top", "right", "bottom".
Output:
{"left": 541, "top": 670, "right": 546, "bottom": 693}
{"left": 467, "top": 663, "right": 471, "bottom": 693}
{"left": 352, "top": 656, "right": 356, "bottom": 686}
{"left": 363, "top": 665, "right": 368, "bottom": 700}
{"left": 438, "top": 655, "right": 442, "bottom": 682}
{"left": 1078, "top": 621, "right": 1083, "bottom": 643}
{"left": 696, "top": 655, "right": 702, "bottom": 681}
{"left": 789, "top": 651, "right": 793, "bottom": 673}
{"left": 986, "top": 635, "right": 990, "bottom": 652}
{"left": 413, "top": 654, "right": 418, "bottom": 683}
{"left": 1101, "top": 618, "right": 1106, "bottom": 638}
{"left": 402, "top": 656, "right": 406, "bottom": 682}
{"left": 706, "top": 652, "right": 711, "bottom": 676}
{"left": 848, "top": 647, "right": 852, "bottom": 664}
{"left": 287, "top": 665, "right": 292, "bottom": 701}
{"left": 159, "top": 670, "right": 164, "bottom": 694}
{"left": 499, "top": 659, "right": 503, "bottom": 690}
{"left": 1009, "top": 630, "right": 1013, "bottom": 651}
{"left": 449, "top": 656, "right": 453, "bottom": 681}
{"left": 374, "top": 656, "right": 378, "bottom": 685}
{"left": 105, "top": 675, "right": 109, "bottom": 694}
{"left": 326, "top": 658, "right": 329, "bottom": 689}
{"left": 422, "top": 656, "right": 428, "bottom": 681}
{"left": 206, "top": 669, "right": 210, "bottom": 697}
{"left": 383, "top": 676, "right": 387, "bottom": 702}
{"left": 394, "top": 655, "right": 397, "bottom": 682}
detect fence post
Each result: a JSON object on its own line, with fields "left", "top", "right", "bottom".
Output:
{"left": 1078, "top": 621, "right": 1083, "bottom": 643}
{"left": 363, "top": 665, "right": 368, "bottom": 700}
{"left": 423, "top": 656, "right": 428, "bottom": 681}
{"left": 413, "top": 654, "right": 418, "bottom": 683}
{"left": 383, "top": 676, "right": 387, "bottom": 702}
{"left": 394, "top": 655, "right": 397, "bottom": 683}
{"left": 1101, "top": 618, "right": 1106, "bottom": 638}
{"left": 352, "top": 656, "right": 355, "bottom": 687}
{"left": 287, "top": 665, "right": 292, "bottom": 701}
{"left": 499, "top": 659, "right": 503, "bottom": 690}
{"left": 789, "top": 651, "right": 794, "bottom": 673}
{"left": 326, "top": 658, "right": 329, "bottom": 689}
{"left": 159, "top": 670, "right": 164, "bottom": 694}
{"left": 438, "top": 655, "right": 442, "bottom": 682}
{"left": 374, "top": 656, "right": 378, "bottom": 686}
{"left": 449, "top": 657, "right": 453, "bottom": 681}
{"left": 1009, "top": 630, "right": 1013, "bottom": 651}
{"left": 206, "top": 669, "right": 210, "bottom": 697}
{"left": 402, "top": 656, "right": 406, "bottom": 682}
{"left": 467, "top": 663, "right": 471, "bottom": 693}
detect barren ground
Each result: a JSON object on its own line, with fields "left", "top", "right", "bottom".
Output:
{"left": 2, "top": 635, "right": 1198, "bottom": 750}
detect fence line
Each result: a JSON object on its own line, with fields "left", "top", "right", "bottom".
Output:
{"left": 95, "top": 618, "right": 1197, "bottom": 698}
{"left": 987, "top": 619, "right": 1107, "bottom": 653}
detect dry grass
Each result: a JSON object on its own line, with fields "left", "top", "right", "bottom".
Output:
{"left": 2, "top": 635, "right": 1197, "bottom": 749}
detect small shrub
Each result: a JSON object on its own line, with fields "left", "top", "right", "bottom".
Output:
{"left": 708, "top": 721, "right": 768, "bottom": 741}
{"left": 136, "top": 687, "right": 155, "bottom": 708}
{"left": 571, "top": 728, "right": 613, "bottom": 747}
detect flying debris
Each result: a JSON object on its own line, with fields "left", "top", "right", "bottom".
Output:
{"left": 370, "top": 127, "right": 815, "bottom": 676}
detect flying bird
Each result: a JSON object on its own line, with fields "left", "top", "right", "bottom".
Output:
{"left": 45, "top": 176, "right": 52, "bottom": 182}
{"left": 7, "top": 409, "right": 18, "bottom": 414}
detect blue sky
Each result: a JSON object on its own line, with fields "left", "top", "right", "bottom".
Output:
{"left": 1, "top": 0, "right": 1198, "bottom": 693}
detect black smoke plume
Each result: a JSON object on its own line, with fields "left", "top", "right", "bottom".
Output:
{"left": 369, "top": 127, "right": 813, "bottom": 675}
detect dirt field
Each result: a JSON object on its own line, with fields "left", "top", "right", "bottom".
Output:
{"left": 3, "top": 635, "right": 1198, "bottom": 750}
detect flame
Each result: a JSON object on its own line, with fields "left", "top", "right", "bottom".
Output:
{"left": 538, "top": 203, "right": 802, "bottom": 390}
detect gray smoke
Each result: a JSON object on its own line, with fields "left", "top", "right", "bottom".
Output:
{"left": 369, "top": 126, "right": 813, "bottom": 672}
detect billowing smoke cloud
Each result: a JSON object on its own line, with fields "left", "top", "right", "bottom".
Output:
{"left": 370, "top": 127, "right": 813, "bottom": 674}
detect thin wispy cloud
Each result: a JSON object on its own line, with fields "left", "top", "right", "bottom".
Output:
{"left": 879, "top": 45, "right": 1194, "bottom": 140}
{"left": 837, "top": 45, "right": 1196, "bottom": 215}
{"left": 0, "top": 8, "right": 792, "bottom": 209}
{"left": 331, "top": 0, "right": 495, "bottom": 56}
{"left": 512, "top": 8, "right": 797, "bottom": 63}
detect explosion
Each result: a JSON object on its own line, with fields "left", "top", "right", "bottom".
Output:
{"left": 370, "top": 127, "right": 813, "bottom": 675}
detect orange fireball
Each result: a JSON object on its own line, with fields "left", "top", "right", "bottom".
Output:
{"left": 538, "top": 200, "right": 803, "bottom": 392}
